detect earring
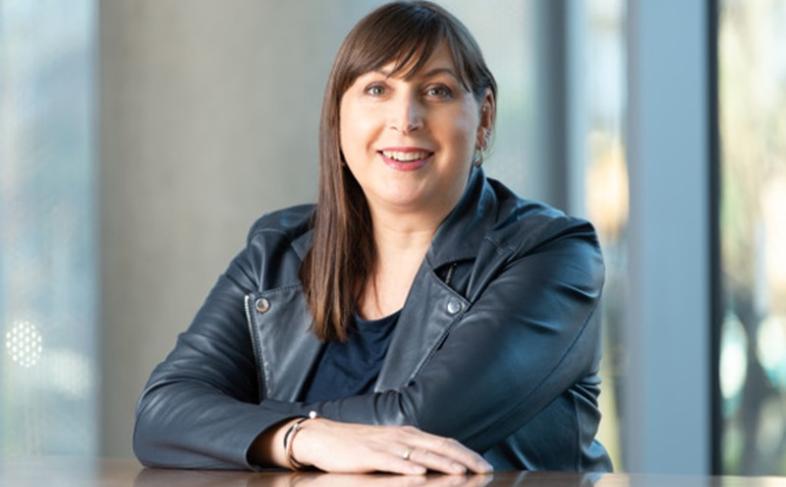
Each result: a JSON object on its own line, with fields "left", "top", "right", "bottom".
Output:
{"left": 473, "top": 147, "right": 484, "bottom": 167}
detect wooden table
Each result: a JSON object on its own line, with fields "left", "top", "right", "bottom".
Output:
{"left": 2, "top": 458, "right": 785, "bottom": 486}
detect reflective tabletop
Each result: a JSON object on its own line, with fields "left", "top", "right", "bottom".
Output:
{"left": 2, "top": 458, "right": 786, "bottom": 486}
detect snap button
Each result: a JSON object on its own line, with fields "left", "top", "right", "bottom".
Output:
{"left": 255, "top": 297, "right": 271, "bottom": 313}
{"left": 446, "top": 298, "right": 462, "bottom": 315}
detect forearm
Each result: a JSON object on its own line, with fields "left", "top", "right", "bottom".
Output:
{"left": 248, "top": 417, "right": 301, "bottom": 468}
{"left": 134, "top": 380, "right": 306, "bottom": 470}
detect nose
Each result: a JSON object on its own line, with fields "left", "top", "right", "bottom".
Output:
{"left": 388, "top": 93, "right": 424, "bottom": 134}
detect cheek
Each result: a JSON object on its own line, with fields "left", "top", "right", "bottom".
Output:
{"left": 340, "top": 100, "right": 379, "bottom": 153}
{"left": 438, "top": 101, "right": 478, "bottom": 143}
{"left": 442, "top": 116, "right": 478, "bottom": 158}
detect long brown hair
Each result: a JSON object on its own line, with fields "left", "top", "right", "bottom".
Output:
{"left": 300, "top": 1, "right": 498, "bottom": 342}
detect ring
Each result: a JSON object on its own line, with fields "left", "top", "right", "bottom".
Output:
{"left": 402, "top": 448, "right": 413, "bottom": 461}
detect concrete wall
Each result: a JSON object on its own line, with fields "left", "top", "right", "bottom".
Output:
{"left": 98, "top": 0, "right": 386, "bottom": 457}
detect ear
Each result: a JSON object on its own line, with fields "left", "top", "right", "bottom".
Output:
{"left": 476, "top": 88, "right": 495, "bottom": 149}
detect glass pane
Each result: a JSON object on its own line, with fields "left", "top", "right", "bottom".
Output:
{"left": 719, "top": 0, "right": 786, "bottom": 475}
{"left": 0, "top": 0, "right": 97, "bottom": 457}
{"left": 584, "top": 0, "right": 627, "bottom": 471}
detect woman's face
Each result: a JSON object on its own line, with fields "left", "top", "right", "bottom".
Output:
{"left": 339, "top": 41, "right": 493, "bottom": 218}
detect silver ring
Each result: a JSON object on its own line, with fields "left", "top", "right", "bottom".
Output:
{"left": 402, "top": 448, "right": 413, "bottom": 461}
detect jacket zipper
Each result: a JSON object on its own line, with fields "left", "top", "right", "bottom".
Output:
{"left": 445, "top": 262, "right": 457, "bottom": 287}
{"left": 244, "top": 293, "right": 264, "bottom": 401}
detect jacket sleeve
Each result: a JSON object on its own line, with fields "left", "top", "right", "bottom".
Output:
{"left": 132, "top": 225, "right": 302, "bottom": 471}
{"left": 266, "top": 217, "right": 605, "bottom": 453}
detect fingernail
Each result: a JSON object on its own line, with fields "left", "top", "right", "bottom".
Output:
{"left": 451, "top": 463, "right": 466, "bottom": 473}
{"left": 411, "top": 465, "right": 426, "bottom": 474}
{"left": 474, "top": 461, "right": 491, "bottom": 472}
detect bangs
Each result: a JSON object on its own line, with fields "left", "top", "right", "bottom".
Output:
{"left": 337, "top": 4, "right": 476, "bottom": 95}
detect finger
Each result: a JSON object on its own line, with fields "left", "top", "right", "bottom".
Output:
{"left": 370, "top": 450, "right": 428, "bottom": 476}
{"left": 401, "top": 446, "right": 468, "bottom": 475}
{"left": 423, "top": 435, "right": 490, "bottom": 471}
{"left": 400, "top": 431, "right": 492, "bottom": 473}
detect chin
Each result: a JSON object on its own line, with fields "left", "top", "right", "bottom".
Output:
{"left": 382, "top": 196, "right": 425, "bottom": 210}
{"left": 372, "top": 189, "right": 428, "bottom": 211}
{"left": 370, "top": 179, "right": 426, "bottom": 203}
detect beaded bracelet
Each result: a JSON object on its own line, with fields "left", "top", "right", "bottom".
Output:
{"left": 283, "top": 410, "right": 318, "bottom": 470}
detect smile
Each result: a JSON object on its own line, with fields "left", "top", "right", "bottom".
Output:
{"left": 377, "top": 150, "right": 434, "bottom": 171}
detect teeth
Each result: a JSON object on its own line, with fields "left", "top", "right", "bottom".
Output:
{"left": 382, "top": 150, "right": 431, "bottom": 162}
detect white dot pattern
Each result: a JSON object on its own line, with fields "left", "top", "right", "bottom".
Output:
{"left": 5, "top": 320, "right": 43, "bottom": 368}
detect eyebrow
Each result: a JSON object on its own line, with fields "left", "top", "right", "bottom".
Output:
{"left": 373, "top": 67, "right": 461, "bottom": 81}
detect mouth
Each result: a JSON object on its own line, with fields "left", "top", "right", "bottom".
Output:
{"left": 377, "top": 149, "right": 434, "bottom": 171}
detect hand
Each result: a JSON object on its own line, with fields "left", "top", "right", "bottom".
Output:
{"left": 291, "top": 418, "right": 494, "bottom": 475}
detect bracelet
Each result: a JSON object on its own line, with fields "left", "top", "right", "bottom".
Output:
{"left": 283, "top": 410, "right": 318, "bottom": 471}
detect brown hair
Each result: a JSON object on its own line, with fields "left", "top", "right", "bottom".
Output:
{"left": 300, "top": 1, "right": 498, "bottom": 342}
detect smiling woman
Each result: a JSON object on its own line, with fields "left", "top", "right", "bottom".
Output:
{"left": 339, "top": 43, "right": 492, "bottom": 217}
{"left": 133, "top": 1, "right": 612, "bottom": 475}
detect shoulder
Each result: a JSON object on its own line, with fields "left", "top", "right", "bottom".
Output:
{"left": 483, "top": 176, "right": 601, "bottom": 260}
{"left": 245, "top": 203, "right": 315, "bottom": 247}
{"left": 471, "top": 177, "right": 604, "bottom": 296}
{"left": 228, "top": 204, "right": 315, "bottom": 291}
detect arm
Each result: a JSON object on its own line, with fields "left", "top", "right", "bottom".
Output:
{"left": 132, "top": 225, "right": 303, "bottom": 471}
{"left": 273, "top": 218, "right": 604, "bottom": 453}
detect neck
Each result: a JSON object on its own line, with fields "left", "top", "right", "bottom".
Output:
{"left": 371, "top": 210, "right": 440, "bottom": 266}
{"left": 356, "top": 206, "right": 439, "bottom": 319}
{"left": 367, "top": 204, "right": 446, "bottom": 264}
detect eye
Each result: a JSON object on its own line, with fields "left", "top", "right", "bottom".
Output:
{"left": 425, "top": 85, "right": 453, "bottom": 99}
{"left": 365, "top": 84, "right": 386, "bottom": 96}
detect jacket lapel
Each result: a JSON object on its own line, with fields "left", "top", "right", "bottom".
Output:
{"left": 373, "top": 262, "right": 469, "bottom": 391}
{"left": 249, "top": 286, "right": 322, "bottom": 402}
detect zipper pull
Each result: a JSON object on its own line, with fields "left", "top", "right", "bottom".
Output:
{"left": 445, "top": 262, "right": 457, "bottom": 287}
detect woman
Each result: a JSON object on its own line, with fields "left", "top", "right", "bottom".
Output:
{"left": 133, "top": 1, "right": 612, "bottom": 475}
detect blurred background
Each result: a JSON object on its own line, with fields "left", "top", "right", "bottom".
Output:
{"left": 1, "top": 0, "right": 784, "bottom": 476}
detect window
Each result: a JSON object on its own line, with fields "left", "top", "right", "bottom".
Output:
{"left": 0, "top": 0, "right": 97, "bottom": 457}
{"left": 719, "top": 0, "right": 786, "bottom": 475}
{"left": 583, "top": 0, "right": 627, "bottom": 471}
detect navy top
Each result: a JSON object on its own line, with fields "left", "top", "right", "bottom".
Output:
{"left": 301, "top": 309, "right": 401, "bottom": 402}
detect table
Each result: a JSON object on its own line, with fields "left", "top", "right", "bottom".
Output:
{"left": 2, "top": 458, "right": 785, "bottom": 486}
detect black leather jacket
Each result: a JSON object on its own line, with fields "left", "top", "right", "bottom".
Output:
{"left": 133, "top": 166, "right": 613, "bottom": 472}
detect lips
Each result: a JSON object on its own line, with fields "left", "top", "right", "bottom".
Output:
{"left": 377, "top": 150, "right": 433, "bottom": 171}
{"left": 376, "top": 146, "right": 435, "bottom": 172}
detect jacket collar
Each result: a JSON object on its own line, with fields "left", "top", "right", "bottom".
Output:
{"left": 426, "top": 165, "right": 497, "bottom": 268}
{"left": 290, "top": 166, "right": 497, "bottom": 269}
